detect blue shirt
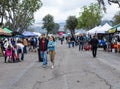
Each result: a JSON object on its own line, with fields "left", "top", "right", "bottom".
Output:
{"left": 48, "top": 41, "right": 56, "bottom": 51}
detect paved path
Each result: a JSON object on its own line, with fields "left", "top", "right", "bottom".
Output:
{"left": 0, "top": 41, "right": 120, "bottom": 89}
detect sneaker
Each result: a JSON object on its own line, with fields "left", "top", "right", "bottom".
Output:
{"left": 42, "top": 65, "right": 47, "bottom": 68}
{"left": 51, "top": 65, "right": 54, "bottom": 69}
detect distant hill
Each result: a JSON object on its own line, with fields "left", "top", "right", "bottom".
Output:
{"left": 28, "top": 22, "right": 66, "bottom": 33}
{"left": 101, "top": 20, "right": 113, "bottom": 26}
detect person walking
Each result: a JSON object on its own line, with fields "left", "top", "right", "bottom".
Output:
{"left": 89, "top": 35, "right": 99, "bottom": 57}
{"left": 33, "top": 36, "right": 37, "bottom": 52}
{"left": 66, "top": 36, "right": 71, "bottom": 48}
{"left": 78, "top": 34, "right": 84, "bottom": 51}
{"left": 71, "top": 36, "right": 75, "bottom": 48}
{"left": 60, "top": 36, "right": 64, "bottom": 45}
{"left": 48, "top": 36, "right": 56, "bottom": 69}
{"left": 39, "top": 33, "right": 48, "bottom": 67}
{"left": 22, "top": 38, "right": 28, "bottom": 54}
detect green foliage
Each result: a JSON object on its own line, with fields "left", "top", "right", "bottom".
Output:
{"left": 66, "top": 16, "right": 78, "bottom": 35}
{"left": 0, "top": 0, "right": 42, "bottom": 32}
{"left": 113, "top": 11, "right": 120, "bottom": 25}
{"left": 77, "top": 3, "right": 102, "bottom": 30}
{"left": 42, "top": 14, "right": 55, "bottom": 34}
{"left": 51, "top": 23, "right": 60, "bottom": 34}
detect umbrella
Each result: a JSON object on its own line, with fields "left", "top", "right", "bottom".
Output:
{"left": 0, "top": 28, "right": 6, "bottom": 34}
{"left": 0, "top": 28, "right": 11, "bottom": 36}
{"left": 59, "top": 32, "right": 64, "bottom": 35}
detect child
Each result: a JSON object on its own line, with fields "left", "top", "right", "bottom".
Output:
{"left": 5, "top": 45, "right": 12, "bottom": 63}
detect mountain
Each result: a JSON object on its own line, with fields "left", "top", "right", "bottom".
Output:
{"left": 29, "top": 22, "right": 66, "bottom": 33}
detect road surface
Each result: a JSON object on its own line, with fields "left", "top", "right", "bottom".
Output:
{"left": 0, "top": 41, "right": 120, "bottom": 89}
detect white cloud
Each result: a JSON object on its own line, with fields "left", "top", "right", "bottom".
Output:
{"left": 34, "top": 0, "right": 120, "bottom": 23}
{"left": 102, "top": 3, "right": 120, "bottom": 21}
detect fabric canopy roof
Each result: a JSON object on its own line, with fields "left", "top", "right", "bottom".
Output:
{"left": 4, "top": 28, "right": 12, "bottom": 33}
{"left": 108, "top": 23, "right": 120, "bottom": 33}
{"left": 33, "top": 32, "right": 41, "bottom": 36}
{"left": 0, "top": 28, "right": 6, "bottom": 33}
{"left": 96, "top": 23, "right": 112, "bottom": 33}
{"left": 75, "top": 30, "right": 86, "bottom": 35}
{"left": 23, "top": 31, "right": 37, "bottom": 36}
{"left": 0, "top": 28, "right": 11, "bottom": 36}
{"left": 87, "top": 26, "right": 101, "bottom": 34}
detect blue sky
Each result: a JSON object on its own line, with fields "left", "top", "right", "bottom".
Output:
{"left": 34, "top": 0, "right": 120, "bottom": 23}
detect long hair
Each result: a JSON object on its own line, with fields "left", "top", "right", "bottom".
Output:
{"left": 51, "top": 36, "right": 55, "bottom": 42}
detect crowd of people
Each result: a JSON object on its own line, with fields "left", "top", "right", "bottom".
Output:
{"left": 65, "top": 34, "right": 98, "bottom": 57}
{"left": 62, "top": 33, "right": 120, "bottom": 57}
{"left": 0, "top": 32, "right": 120, "bottom": 69}
{"left": 0, "top": 34, "right": 57, "bottom": 69}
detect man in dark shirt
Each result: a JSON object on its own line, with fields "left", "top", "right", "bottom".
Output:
{"left": 39, "top": 34, "right": 48, "bottom": 67}
{"left": 78, "top": 35, "right": 84, "bottom": 51}
{"left": 89, "top": 35, "right": 99, "bottom": 57}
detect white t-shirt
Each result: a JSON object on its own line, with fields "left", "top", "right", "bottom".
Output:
{"left": 16, "top": 43, "right": 24, "bottom": 53}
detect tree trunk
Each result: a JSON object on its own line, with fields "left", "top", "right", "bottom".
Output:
{"left": 70, "top": 29, "right": 75, "bottom": 36}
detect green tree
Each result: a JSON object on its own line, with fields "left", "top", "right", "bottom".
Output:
{"left": 0, "top": 0, "right": 12, "bottom": 27}
{"left": 42, "top": 14, "right": 55, "bottom": 35}
{"left": 50, "top": 23, "right": 60, "bottom": 34}
{"left": 113, "top": 11, "right": 120, "bottom": 25}
{"left": 0, "top": 0, "right": 42, "bottom": 32}
{"left": 66, "top": 16, "right": 78, "bottom": 35}
{"left": 77, "top": 3, "right": 102, "bottom": 30}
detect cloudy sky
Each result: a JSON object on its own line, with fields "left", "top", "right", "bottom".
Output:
{"left": 34, "top": 0, "right": 120, "bottom": 23}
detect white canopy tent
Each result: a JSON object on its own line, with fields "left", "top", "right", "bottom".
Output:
{"left": 96, "top": 23, "right": 112, "bottom": 34}
{"left": 75, "top": 30, "right": 86, "bottom": 35}
{"left": 87, "top": 26, "right": 101, "bottom": 34}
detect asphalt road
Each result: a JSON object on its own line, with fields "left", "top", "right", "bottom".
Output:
{"left": 0, "top": 41, "right": 120, "bottom": 89}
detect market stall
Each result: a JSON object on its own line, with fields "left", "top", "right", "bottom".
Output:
{"left": 108, "top": 23, "right": 120, "bottom": 53}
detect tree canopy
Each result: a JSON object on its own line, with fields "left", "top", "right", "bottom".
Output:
{"left": 97, "top": 0, "right": 120, "bottom": 12}
{"left": 51, "top": 23, "right": 60, "bottom": 34}
{"left": 42, "top": 14, "right": 55, "bottom": 35}
{"left": 77, "top": 3, "right": 102, "bottom": 30}
{"left": 66, "top": 16, "right": 78, "bottom": 35}
{"left": 113, "top": 11, "right": 120, "bottom": 25}
{"left": 0, "top": 0, "right": 42, "bottom": 32}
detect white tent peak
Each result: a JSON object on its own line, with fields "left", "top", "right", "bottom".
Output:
{"left": 87, "top": 26, "right": 101, "bottom": 34}
{"left": 96, "top": 23, "right": 112, "bottom": 33}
